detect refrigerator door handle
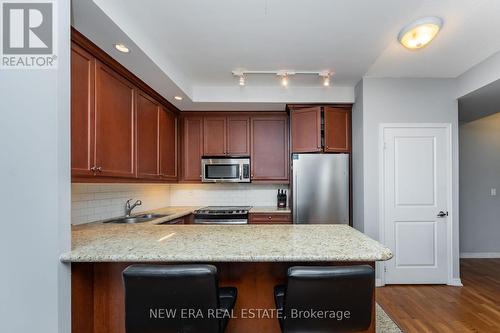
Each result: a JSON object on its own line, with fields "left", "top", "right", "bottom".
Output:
{"left": 293, "top": 161, "right": 298, "bottom": 223}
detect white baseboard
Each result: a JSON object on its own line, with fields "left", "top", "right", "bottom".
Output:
{"left": 375, "top": 278, "right": 384, "bottom": 287}
{"left": 460, "top": 252, "right": 500, "bottom": 258}
{"left": 448, "top": 278, "right": 463, "bottom": 287}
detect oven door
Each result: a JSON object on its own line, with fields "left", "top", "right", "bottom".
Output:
{"left": 202, "top": 158, "right": 249, "bottom": 183}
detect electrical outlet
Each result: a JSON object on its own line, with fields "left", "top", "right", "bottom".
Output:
{"left": 491, "top": 188, "right": 497, "bottom": 197}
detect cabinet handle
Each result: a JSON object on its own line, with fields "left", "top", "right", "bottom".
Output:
{"left": 90, "top": 166, "right": 96, "bottom": 172}
{"left": 268, "top": 216, "right": 272, "bottom": 219}
{"left": 96, "top": 166, "right": 102, "bottom": 172}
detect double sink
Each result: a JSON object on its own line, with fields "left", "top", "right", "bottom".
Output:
{"left": 104, "top": 213, "right": 169, "bottom": 224}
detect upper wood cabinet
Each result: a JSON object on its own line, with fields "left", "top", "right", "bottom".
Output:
{"left": 203, "top": 117, "right": 227, "bottom": 156}
{"left": 94, "top": 61, "right": 136, "bottom": 178}
{"left": 227, "top": 116, "right": 250, "bottom": 156}
{"left": 136, "top": 90, "right": 160, "bottom": 179}
{"left": 159, "top": 108, "right": 177, "bottom": 180}
{"left": 203, "top": 115, "right": 250, "bottom": 156}
{"left": 181, "top": 116, "right": 203, "bottom": 182}
{"left": 251, "top": 115, "right": 289, "bottom": 182}
{"left": 290, "top": 107, "right": 322, "bottom": 153}
{"left": 324, "top": 107, "right": 351, "bottom": 152}
{"left": 289, "top": 105, "right": 351, "bottom": 153}
{"left": 71, "top": 44, "right": 95, "bottom": 177}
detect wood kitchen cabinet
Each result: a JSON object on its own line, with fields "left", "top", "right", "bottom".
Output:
{"left": 203, "top": 116, "right": 226, "bottom": 156}
{"left": 203, "top": 115, "right": 250, "bottom": 156}
{"left": 290, "top": 107, "right": 322, "bottom": 153}
{"left": 159, "top": 108, "right": 177, "bottom": 180}
{"left": 249, "top": 212, "right": 292, "bottom": 224}
{"left": 181, "top": 116, "right": 204, "bottom": 182}
{"left": 324, "top": 106, "right": 351, "bottom": 152}
{"left": 251, "top": 115, "right": 289, "bottom": 182}
{"left": 227, "top": 115, "right": 250, "bottom": 156}
{"left": 289, "top": 105, "right": 351, "bottom": 153}
{"left": 136, "top": 90, "right": 160, "bottom": 179}
{"left": 71, "top": 44, "right": 95, "bottom": 177}
{"left": 94, "top": 61, "right": 136, "bottom": 178}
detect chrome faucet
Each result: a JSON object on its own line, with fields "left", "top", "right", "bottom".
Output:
{"left": 125, "top": 199, "right": 142, "bottom": 217}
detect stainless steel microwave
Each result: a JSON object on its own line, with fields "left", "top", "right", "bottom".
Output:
{"left": 201, "top": 157, "right": 250, "bottom": 183}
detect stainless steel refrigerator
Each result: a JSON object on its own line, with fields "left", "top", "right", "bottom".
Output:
{"left": 292, "top": 153, "right": 349, "bottom": 224}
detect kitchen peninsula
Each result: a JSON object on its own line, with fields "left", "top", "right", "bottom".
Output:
{"left": 62, "top": 211, "right": 392, "bottom": 333}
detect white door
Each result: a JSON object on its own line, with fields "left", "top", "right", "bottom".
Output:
{"left": 383, "top": 125, "right": 450, "bottom": 284}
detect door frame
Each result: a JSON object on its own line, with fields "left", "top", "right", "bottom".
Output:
{"left": 378, "top": 123, "right": 454, "bottom": 286}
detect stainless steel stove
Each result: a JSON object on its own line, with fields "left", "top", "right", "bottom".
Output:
{"left": 193, "top": 206, "right": 252, "bottom": 225}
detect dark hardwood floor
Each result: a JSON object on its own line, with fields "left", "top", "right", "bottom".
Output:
{"left": 377, "top": 259, "right": 500, "bottom": 332}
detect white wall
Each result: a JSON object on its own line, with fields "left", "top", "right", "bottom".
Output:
{"left": 459, "top": 112, "right": 500, "bottom": 255}
{"left": 0, "top": 2, "right": 71, "bottom": 332}
{"left": 356, "top": 78, "right": 460, "bottom": 282}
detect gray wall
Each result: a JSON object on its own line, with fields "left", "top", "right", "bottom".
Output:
{"left": 354, "top": 78, "right": 460, "bottom": 282}
{"left": 352, "top": 80, "right": 364, "bottom": 232}
{"left": 459, "top": 112, "right": 500, "bottom": 254}
{"left": 0, "top": 2, "right": 71, "bottom": 332}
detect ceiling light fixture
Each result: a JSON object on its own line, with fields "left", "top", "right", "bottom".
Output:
{"left": 279, "top": 74, "right": 289, "bottom": 87}
{"left": 232, "top": 70, "right": 331, "bottom": 87}
{"left": 319, "top": 71, "right": 331, "bottom": 87}
{"left": 174, "top": 96, "right": 183, "bottom": 101}
{"left": 114, "top": 43, "right": 130, "bottom": 53}
{"left": 398, "top": 16, "right": 443, "bottom": 50}
{"left": 238, "top": 75, "right": 245, "bottom": 86}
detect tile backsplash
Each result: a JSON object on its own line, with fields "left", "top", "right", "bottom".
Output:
{"left": 72, "top": 183, "right": 289, "bottom": 225}
{"left": 71, "top": 184, "right": 170, "bottom": 225}
{"left": 169, "top": 184, "right": 289, "bottom": 207}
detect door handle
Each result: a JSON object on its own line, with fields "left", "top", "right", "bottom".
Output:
{"left": 437, "top": 211, "right": 448, "bottom": 218}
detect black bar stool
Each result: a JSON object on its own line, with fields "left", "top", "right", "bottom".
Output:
{"left": 274, "top": 265, "right": 375, "bottom": 333}
{"left": 123, "top": 264, "right": 237, "bottom": 333}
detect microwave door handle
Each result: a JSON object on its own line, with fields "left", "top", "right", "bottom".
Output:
{"left": 239, "top": 164, "right": 243, "bottom": 180}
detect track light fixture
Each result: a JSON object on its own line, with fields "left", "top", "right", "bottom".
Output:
{"left": 319, "top": 71, "right": 332, "bottom": 87}
{"left": 232, "top": 69, "right": 333, "bottom": 87}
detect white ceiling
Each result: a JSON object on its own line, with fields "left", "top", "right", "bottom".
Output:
{"left": 72, "top": 0, "right": 500, "bottom": 110}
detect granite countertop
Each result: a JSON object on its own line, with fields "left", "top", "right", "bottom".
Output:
{"left": 249, "top": 206, "right": 291, "bottom": 213}
{"left": 61, "top": 216, "right": 393, "bottom": 262}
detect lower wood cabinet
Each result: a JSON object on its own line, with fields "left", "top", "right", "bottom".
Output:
{"left": 249, "top": 212, "right": 292, "bottom": 224}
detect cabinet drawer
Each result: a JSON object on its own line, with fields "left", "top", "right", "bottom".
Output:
{"left": 249, "top": 213, "right": 292, "bottom": 224}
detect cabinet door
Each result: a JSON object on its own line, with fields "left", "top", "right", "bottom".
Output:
{"left": 95, "top": 61, "right": 136, "bottom": 178}
{"left": 159, "top": 108, "right": 177, "bottom": 180}
{"left": 290, "top": 107, "right": 322, "bottom": 153}
{"left": 203, "top": 116, "right": 226, "bottom": 156}
{"left": 181, "top": 116, "right": 203, "bottom": 181}
{"left": 251, "top": 116, "right": 289, "bottom": 182}
{"left": 71, "top": 44, "right": 95, "bottom": 176}
{"left": 324, "top": 107, "right": 351, "bottom": 152}
{"left": 136, "top": 90, "right": 160, "bottom": 179}
{"left": 227, "top": 116, "right": 250, "bottom": 156}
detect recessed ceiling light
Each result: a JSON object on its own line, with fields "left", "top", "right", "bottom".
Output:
{"left": 114, "top": 43, "right": 130, "bottom": 53}
{"left": 174, "top": 96, "right": 183, "bottom": 101}
{"left": 398, "top": 16, "right": 443, "bottom": 50}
